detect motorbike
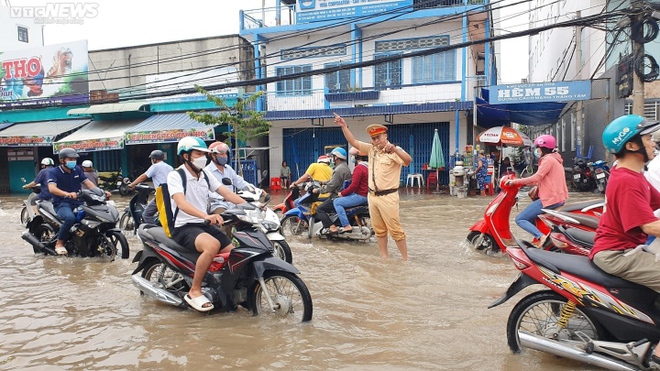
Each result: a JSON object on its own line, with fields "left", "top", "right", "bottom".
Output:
{"left": 489, "top": 238, "right": 660, "bottom": 370}
{"left": 271, "top": 186, "right": 301, "bottom": 218}
{"left": 572, "top": 159, "right": 596, "bottom": 192}
{"left": 280, "top": 182, "right": 323, "bottom": 238}
{"left": 20, "top": 185, "right": 41, "bottom": 226}
{"left": 98, "top": 170, "right": 131, "bottom": 196}
{"left": 589, "top": 160, "right": 610, "bottom": 194}
{"left": 467, "top": 174, "right": 604, "bottom": 253}
{"left": 131, "top": 205, "right": 313, "bottom": 322}
{"left": 21, "top": 188, "right": 130, "bottom": 260}
{"left": 119, "top": 183, "right": 153, "bottom": 234}
{"left": 305, "top": 184, "right": 373, "bottom": 242}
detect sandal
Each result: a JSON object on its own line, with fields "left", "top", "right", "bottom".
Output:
{"left": 338, "top": 227, "right": 353, "bottom": 234}
{"left": 328, "top": 226, "right": 340, "bottom": 233}
{"left": 185, "top": 294, "right": 214, "bottom": 312}
{"left": 55, "top": 245, "right": 67, "bottom": 255}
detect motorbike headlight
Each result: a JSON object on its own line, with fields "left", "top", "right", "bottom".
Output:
{"left": 262, "top": 220, "right": 279, "bottom": 231}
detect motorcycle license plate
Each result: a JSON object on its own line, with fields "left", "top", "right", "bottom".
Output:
{"left": 573, "top": 174, "right": 581, "bottom": 180}
{"left": 596, "top": 173, "right": 605, "bottom": 179}
{"left": 117, "top": 181, "right": 123, "bottom": 186}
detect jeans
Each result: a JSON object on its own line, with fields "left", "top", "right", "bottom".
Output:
{"left": 142, "top": 199, "right": 157, "bottom": 225}
{"left": 55, "top": 202, "right": 77, "bottom": 241}
{"left": 515, "top": 199, "right": 564, "bottom": 239}
{"left": 333, "top": 193, "right": 368, "bottom": 227}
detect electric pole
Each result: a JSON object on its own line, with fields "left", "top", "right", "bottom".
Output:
{"left": 576, "top": 11, "right": 584, "bottom": 156}
{"left": 632, "top": 0, "right": 645, "bottom": 115}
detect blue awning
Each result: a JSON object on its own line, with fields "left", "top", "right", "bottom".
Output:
{"left": 477, "top": 89, "right": 567, "bottom": 128}
{"left": 124, "top": 112, "right": 218, "bottom": 145}
{"left": 0, "top": 122, "right": 14, "bottom": 131}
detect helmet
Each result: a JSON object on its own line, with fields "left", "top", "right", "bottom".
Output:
{"left": 330, "top": 147, "right": 347, "bottom": 160}
{"left": 58, "top": 148, "right": 79, "bottom": 160}
{"left": 653, "top": 130, "right": 660, "bottom": 143}
{"left": 533, "top": 135, "right": 556, "bottom": 150}
{"left": 602, "top": 114, "right": 660, "bottom": 154}
{"left": 40, "top": 157, "right": 54, "bottom": 166}
{"left": 177, "top": 136, "right": 210, "bottom": 156}
{"left": 148, "top": 150, "right": 165, "bottom": 160}
{"left": 317, "top": 155, "right": 331, "bottom": 164}
{"left": 81, "top": 160, "right": 93, "bottom": 168}
{"left": 209, "top": 141, "right": 229, "bottom": 154}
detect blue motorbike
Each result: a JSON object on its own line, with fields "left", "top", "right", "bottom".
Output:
{"left": 589, "top": 160, "right": 610, "bottom": 194}
{"left": 279, "top": 182, "right": 320, "bottom": 238}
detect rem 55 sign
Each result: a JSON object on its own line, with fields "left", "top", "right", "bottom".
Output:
{"left": 489, "top": 81, "right": 591, "bottom": 105}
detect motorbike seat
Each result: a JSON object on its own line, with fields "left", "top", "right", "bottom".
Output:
{"left": 554, "top": 210, "right": 600, "bottom": 230}
{"left": 138, "top": 225, "right": 187, "bottom": 252}
{"left": 559, "top": 199, "right": 603, "bottom": 214}
{"left": 523, "top": 242, "right": 651, "bottom": 291}
{"left": 560, "top": 226, "right": 595, "bottom": 247}
{"left": 38, "top": 201, "right": 57, "bottom": 218}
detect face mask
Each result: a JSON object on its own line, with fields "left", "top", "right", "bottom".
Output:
{"left": 192, "top": 156, "right": 207, "bottom": 170}
{"left": 534, "top": 149, "right": 541, "bottom": 159}
{"left": 214, "top": 156, "right": 228, "bottom": 166}
{"left": 351, "top": 157, "right": 356, "bottom": 164}
{"left": 65, "top": 161, "right": 76, "bottom": 169}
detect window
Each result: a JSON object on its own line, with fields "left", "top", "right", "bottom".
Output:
{"left": 374, "top": 54, "right": 402, "bottom": 90}
{"left": 324, "top": 62, "right": 351, "bottom": 93}
{"left": 412, "top": 50, "right": 456, "bottom": 83}
{"left": 276, "top": 65, "right": 312, "bottom": 96}
{"left": 17, "top": 26, "right": 28, "bottom": 43}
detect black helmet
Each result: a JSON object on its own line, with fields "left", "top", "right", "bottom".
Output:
{"left": 149, "top": 149, "right": 165, "bottom": 160}
{"left": 58, "top": 148, "right": 79, "bottom": 159}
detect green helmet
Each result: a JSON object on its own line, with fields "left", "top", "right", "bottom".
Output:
{"left": 602, "top": 115, "right": 660, "bottom": 154}
{"left": 177, "top": 136, "right": 210, "bottom": 156}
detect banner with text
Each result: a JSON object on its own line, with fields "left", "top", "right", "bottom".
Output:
{"left": 0, "top": 40, "right": 89, "bottom": 109}
{"left": 0, "top": 135, "right": 54, "bottom": 147}
{"left": 296, "top": 0, "right": 412, "bottom": 23}
{"left": 53, "top": 137, "right": 123, "bottom": 153}
{"left": 489, "top": 81, "right": 591, "bottom": 105}
{"left": 126, "top": 127, "right": 215, "bottom": 145}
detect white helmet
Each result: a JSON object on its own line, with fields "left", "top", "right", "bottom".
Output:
{"left": 82, "top": 160, "right": 93, "bottom": 168}
{"left": 41, "top": 157, "right": 54, "bottom": 166}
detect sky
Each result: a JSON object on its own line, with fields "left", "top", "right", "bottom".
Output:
{"left": 11, "top": 0, "right": 529, "bottom": 84}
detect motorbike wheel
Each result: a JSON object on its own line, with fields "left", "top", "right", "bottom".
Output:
{"left": 107, "top": 230, "right": 130, "bottom": 259}
{"left": 141, "top": 259, "right": 189, "bottom": 298}
{"left": 95, "top": 234, "right": 117, "bottom": 262}
{"left": 357, "top": 215, "right": 374, "bottom": 238}
{"left": 271, "top": 240, "right": 293, "bottom": 264}
{"left": 20, "top": 206, "right": 29, "bottom": 225}
{"left": 280, "top": 215, "right": 309, "bottom": 237}
{"left": 466, "top": 231, "right": 498, "bottom": 253}
{"left": 506, "top": 290, "right": 602, "bottom": 354}
{"left": 119, "top": 183, "right": 131, "bottom": 196}
{"left": 119, "top": 211, "right": 134, "bottom": 233}
{"left": 248, "top": 271, "right": 313, "bottom": 322}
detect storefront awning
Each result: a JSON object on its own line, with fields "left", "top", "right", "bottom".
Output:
{"left": 0, "top": 122, "right": 14, "bottom": 131}
{"left": 53, "top": 119, "right": 143, "bottom": 153}
{"left": 476, "top": 88, "right": 568, "bottom": 129}
{"left": 124, "top": 112, "right": 217, "bottom": 145}
{"left": 67, "top": 101, "right": 150, "bottom": 116}
{"left": 0, "top": 119, "right": 90, "bottom": 147}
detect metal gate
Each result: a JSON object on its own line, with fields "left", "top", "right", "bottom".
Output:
{"left": 282, "top": 127, "right": 345, "bottom": 179}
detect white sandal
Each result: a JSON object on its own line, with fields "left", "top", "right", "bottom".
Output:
{"left": 55, "top": 246, "right": 67, "bottom": 255}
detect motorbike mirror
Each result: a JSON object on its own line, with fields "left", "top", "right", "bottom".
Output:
{"left": 222, "top": 178, "right": 233, "bottom": 186}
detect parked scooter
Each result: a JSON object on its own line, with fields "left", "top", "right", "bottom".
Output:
{"left": 572, "top": 159, "right": 596, "bottom": 192}
{"left": 98, "top": 170, "right": 131, "bottom": 196}
{"left": 467, "top": 174, "right": 603, "bottom": 253}
{"left": 131, "top": 206, "right": 313, "bottom": 322}
{"left": 589, "top": 159, "right": 610, "bottom": 194}
{"left": 119, "top": 183, "right": 153, "bottom": 234}
{"left": 489, "top": 239, "right": 660, "bottom": 370}
{"left": 22, "top": 188, "right": 130, "bottom": 260}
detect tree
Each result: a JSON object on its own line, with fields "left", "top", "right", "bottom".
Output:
{"left": 188, "top": 86, "right": 271, "bottom": 176}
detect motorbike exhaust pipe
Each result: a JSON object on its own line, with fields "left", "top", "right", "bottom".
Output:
{"left": 21, "top": 231, "right": 56, "bottom": 255}
{"left": 519, "top": 332, "right": 639, "bottom": 371}
{"left": 131, "top": 273, "right": 183, "bottom": 306}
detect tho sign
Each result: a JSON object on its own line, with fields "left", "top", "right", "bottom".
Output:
{"left": 489, "top": 81, "right": 591, "bottom": 105}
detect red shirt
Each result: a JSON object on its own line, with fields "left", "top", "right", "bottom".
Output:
{"left": 590, "top": 166, "right": 660, "bottom": 259}
{"left": 341, "top": 162, "right": 369, "bottom": 197}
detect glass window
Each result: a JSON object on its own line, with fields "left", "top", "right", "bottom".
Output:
{"left": 412, "top": 50, "right": 456, "bottom": 83}
{"left": 17, "top": 26, "right": 28, "bottom": 43}
{"left": 324, "top": 63, "right": 351, "bottom": 93}
{"left": 275, "top": 65, "right": 313, "bottom": 96}
{"left": 374, "top": 54, "right": 402, "bottom": 90}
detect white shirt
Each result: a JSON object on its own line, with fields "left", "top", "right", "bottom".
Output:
{"left": 167, "top": 166, "right": 221, "bottom": 227}
{"left": 145, "top": 161, "right": 174, "bottom": 188}
{"left": 204, "top": 162, "right": 249, "bottom": 210}
{"left": 645, "top": 157, "right": 660, "bottom": 218}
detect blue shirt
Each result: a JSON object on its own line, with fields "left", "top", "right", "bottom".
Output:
{"left": 34, "top": 167, "right": 53, "bottom": 200}
{"left": 47, "top": 165, "right": 88, "bottom": 206}
{"left": 144, "top": 160, "right": 173, "bottom": 188}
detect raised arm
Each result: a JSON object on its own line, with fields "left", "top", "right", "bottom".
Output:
{"left": 334, "top": 113, "right": 360, "bottom": 149}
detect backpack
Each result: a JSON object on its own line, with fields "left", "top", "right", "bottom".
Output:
{"left": 155, "top": 167, "right": 210, "bottom": 237}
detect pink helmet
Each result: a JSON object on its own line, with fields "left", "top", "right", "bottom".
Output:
{"left": 534, "top": 135, "right": 556, "bottom": 149}
{"left": 317, "top": 155, "right": 331, "bottom": 163}
{"left": 209, "top": 141, "right": 229, "bottom": 154}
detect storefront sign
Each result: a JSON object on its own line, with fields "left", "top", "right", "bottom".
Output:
{"left": 489, "top": 80, "right": 591, "bottom": 105}
{"left": 125, "top": 127, "right": 215, "bottom": 145}
{"left": 0, "top": 135, "right": 53, "bottom": 147}
{"left": 0, "top": 40, "right": 89, "bottom": 108}
{"left": 53, "top": 137, "right": 123, "bottom": 153}
{"left": 296, "top": 0, "right": 412, "bottom": 23}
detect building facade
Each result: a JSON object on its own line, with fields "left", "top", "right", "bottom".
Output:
{"left": 0, "top": 2, "right": 45, "bottom": 51}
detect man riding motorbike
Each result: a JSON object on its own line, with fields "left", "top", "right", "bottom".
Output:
{"left": 291, "top": 155, "right": 332, "bottom": 186}
{"left": 329, "top": 147, "right": 369, "bottom": 234}
{"left": 127, "top": 150, "right": 173, "bottom": 224}
{"left": 312, "top": 147, "right": 352, "bottom": 232}
{"left": 205, "top": 141, "right": 252, "bottom": 215}
{"left": 589, "top": 114, "right": 660, "bottom": 366}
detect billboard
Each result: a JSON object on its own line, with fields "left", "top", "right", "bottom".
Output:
{"left": 0, "top": 40, "right": 89, "bottom": 109}
{"left": 296, "top": 0, "right": 413, "bottom": 23}
{"left": 489, "top": 80, "right": 591, "bottom": 105}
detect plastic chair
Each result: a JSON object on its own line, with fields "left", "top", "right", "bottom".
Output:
{"left": 406, "top": 173, "right": 424, "bottom": 188}
{"left": 426, "top": 172, "right": 438, "bottom": 189}
{"left": 270, "top": 177, "right": 282, "bottom": 191}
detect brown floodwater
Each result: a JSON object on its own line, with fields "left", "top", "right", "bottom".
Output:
{"left": 0, "top": 189, "right": 604, "bottom": 370}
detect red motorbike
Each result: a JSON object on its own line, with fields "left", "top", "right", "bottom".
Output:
{"left": 489, "top": 239, "right": 660, "bottom": 370}
{"left": 467, "top": 174, "right": 603, "bottom": 253}
{"left": 271, "top": 186, "right": 300, "bottom": 218}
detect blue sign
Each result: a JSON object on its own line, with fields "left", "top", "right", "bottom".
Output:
{"left": 489, "top": 80, "right": 591, "bottom": 105}
{"left": 296, "top": 0, "right": 413, "bottom": 23}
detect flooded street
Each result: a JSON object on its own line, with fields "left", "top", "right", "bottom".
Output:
{"left": 0, "top": 190, "right": 604, "bottom": 370}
